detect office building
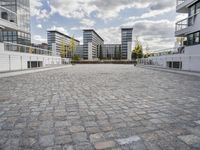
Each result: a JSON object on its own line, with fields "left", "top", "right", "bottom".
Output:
{"left": 81, "top": 28, "right": 132, "bottom": 60}
{"left": 121, "top": 28, "right": 133, "bottom": 59}
{"left": 47, "top": 30, "right": 80, "bottom": 56}
{"left": 83, "top": 29, "right": 104, "bottom": 60}
{"left": 0, "top": 0, "right": 31, "bottom": 45}
{"left": 102, "top": 44, "right": 122, "bottom": 60}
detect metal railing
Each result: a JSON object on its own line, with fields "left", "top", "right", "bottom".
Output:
{"left": 176, "top": 17, "right": 188, "bottom": 31}
{"left": 175, "top": 12, "right": 200, "bottom": 32}
{"left": 0, "top": 6, "right": 17, "bottom": 24}
{"left": 4, "top": 42, "right": 53, "bottom": 56}
{"left": 177, "top": 0, "right": 185, "bottom": 6}
{"left": 149, "top": 47, "right": 185, "bottom": 57}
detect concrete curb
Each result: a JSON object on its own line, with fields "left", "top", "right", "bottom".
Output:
{"left": 0, "top": 65, "right": 72, "bottom": 78}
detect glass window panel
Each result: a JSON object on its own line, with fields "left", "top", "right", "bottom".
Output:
{"left": 194, "top": 32, "right": 200, "bottom": 44}
{"left": 189, "top": 5, "right": 195, "bottom": 16}
{"left": 196, "top": 2, "right": 200, "bottom": 13}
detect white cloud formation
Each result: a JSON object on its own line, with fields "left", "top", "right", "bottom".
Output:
{"left": 96, "top": 27, "right": 121, "bottom": 44}
{"left": 48, "top": 26, "right": 68, "bottom": 35}
{"left": 80, "top": 19, "right": 95, "bottom": 27}
{"left": 32, "top": 35, "right": 47, "bottom": 44}
{"left": 123, "top": 19, "right": 176, "bottom": 50}
{"left": 30, "top": 0, "right": 51, "bottom": 19}
{"left": 43, "top": 0, "right": 175, "bottom": 20}
{"left": 36, "top": 24, "right": 43, "bottom": 29}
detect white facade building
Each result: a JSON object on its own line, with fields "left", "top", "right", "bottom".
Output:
{"left": 0, "top": 2, "right": 62, "bottom": 72}
{"left": 147, "top": 0, "right": 200, "bottom": 71}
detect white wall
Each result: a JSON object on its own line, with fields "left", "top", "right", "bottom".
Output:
{"left": 148, "top": 53, "right": 200, "bottom": 72}
{"left": 0, "top": 49, "right": 61, "bottom": 72}
{"left": 88, "top": 42, "right": 93, "bottom": 61}
{"left": 127, "top": 42, "right": 132, "bottom": 61}
{"left": 185, "top": 44, "right": 200, "bottom": 55}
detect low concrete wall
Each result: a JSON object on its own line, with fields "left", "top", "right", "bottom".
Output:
{"left": 0, "top": 43, "right": 61, "bottom": 72}
{"left": 71, "top": 60, "right": 137, "bottom": 64}
{"left": 147, "top": 54, "right": 200, "bottom": 72}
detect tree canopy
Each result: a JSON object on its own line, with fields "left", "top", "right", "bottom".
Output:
{"left": 133, "top": 37, "right": 143, "bottom": 59}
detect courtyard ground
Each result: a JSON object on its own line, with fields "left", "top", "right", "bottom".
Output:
{"left": 0, "top": 64, "right": 200, "bottom": 150}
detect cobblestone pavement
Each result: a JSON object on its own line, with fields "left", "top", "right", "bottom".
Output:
{"left": 0, "top": 64, "right": 200, "bottom": 150}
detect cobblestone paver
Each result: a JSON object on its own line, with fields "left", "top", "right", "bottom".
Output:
{"left": 0, "top": 64, "right": 200, "bottom": 150}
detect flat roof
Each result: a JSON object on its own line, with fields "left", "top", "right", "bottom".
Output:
{"left": 47, "top": 29, "right": 80, "bottom": 43}
{"left": 83, "top": 29, "right": 104, "bottom": 41}
{"left": 121, "top": 27, "right": 133, "bottom": 30}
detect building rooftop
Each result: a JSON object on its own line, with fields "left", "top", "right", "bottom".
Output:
{"left": 47, "top": 29, "right": 80, "bottom": 43}
{"left": 121, "top": 27, "right": 133, "bottom": 30}
{"left": 83, "top": 29, "right": 104, "bottom": 41}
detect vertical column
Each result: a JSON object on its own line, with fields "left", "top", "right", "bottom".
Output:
{"left": 52, "top": 43, "right": 57, "bottom": 56}
{"left": 88, "top": 42, "right": 93, "bottom": 61}
{"left": 21, "top": 56, "right": 23, "bottom": 70}
{"left": 0, "top": 42, "right": 4, "bottom": 53}
{"left": 9, "top": 55, "right": 11, "bottom": 71}
{"left": 127, "top": 42, "right": 132, "bottom": 61}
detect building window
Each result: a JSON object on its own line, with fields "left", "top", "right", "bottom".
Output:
{"left": 187, "top": 31, "right": 200, "bottom": 46}
{"left": 194, "top": 32, "right": 200, "bottom": 44}
{"left": 196, "top": 2, "right": 200, "bottom": 13}
{"left": 188, "top": 34, "right": 194, "bottom": 45}
{"left": 189, "top": 5, "right": 195, "bottom": 16}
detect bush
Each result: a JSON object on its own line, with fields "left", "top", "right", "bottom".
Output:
{"left": 72, "top": 55, "right": 80, "bottom": 61}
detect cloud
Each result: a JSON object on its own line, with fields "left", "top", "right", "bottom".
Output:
{"left": 80, "top": 19, "right": 95, "bottom": 27}
{"left": 32, "top": 35, "right": 47, "bottom": 44}
{"left": 36, "top": 24, "right": 43, "bottom": 29}
{"left": 48, "top": 0, "right": 96, "bottom": 19}
{"left": 96, "top": 27, "right": 121, "bottom": 44}
{"left": 46, "top": 0, "right": 175, "bottom": 20}
{"left": 30, "top": 0, "right": 51, "bottom": 19}
{"left": 123, "top": 19, "right": 175, "bottom": 50}
{"left": 48, "top": 26, "right": 68, "bottom": 35}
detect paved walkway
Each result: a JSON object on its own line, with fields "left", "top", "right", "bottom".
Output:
{"left": 0, "top": 64, "right": 200, "bottom": 150}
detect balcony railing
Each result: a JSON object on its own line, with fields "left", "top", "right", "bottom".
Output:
{"left": 177, "top": 0, "right": 186, "bottom": 6}
{"left": 149, "top": 47, "right": 185, "bottom": 57}
{"left": 0, "top": 6, "right": 17, "bottom": 24}
{"left": 176, "top": 17, "right": 188, "bottom": 31}
{"left": 176, "top": 12, "right": 200, "bottom": 32}
{"left": 4, "top": 42, "right": 54, "bottom": 56}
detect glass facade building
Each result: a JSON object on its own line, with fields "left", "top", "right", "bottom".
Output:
{"left": 102, "top": 44, "right": 121, "bottom": 60}
{"left": 121, "top": 28, "right": 133, "bottom": 59}
{"left": 0, "top": 0, "right": 31, "bottom": 45}
{"left": 47, "top": 30, "right": 80, "bottom": 56}
{"left": 83, "top": 29, "right": 104, "bottom": 59}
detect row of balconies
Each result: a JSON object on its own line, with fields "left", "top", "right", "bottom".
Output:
{"left": 176, "top": 0, "right": 197, "bottom": 13}
{"left": 0, "top": 6, "right": 17, "bottom": 30}
{"left": 176, "top": 0, "right": 200, "bottom": 37}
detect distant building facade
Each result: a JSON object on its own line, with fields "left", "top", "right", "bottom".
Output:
{"left": 102, "top": 44, "right": 122, "bottom": 60}
{"left": 79, "top": 28, "right": 133, "bottom": 60}
{"left": 0, "top": 0, "right": 31, "bottom": 45}
{"left": 121, "top": 28, "right": 133, "bottom": 59}
{"left": 83, "top": 29, "right": 104, "bottom": 60}
{"left": 47, "top": 30, "right": 80, "bottom": 56}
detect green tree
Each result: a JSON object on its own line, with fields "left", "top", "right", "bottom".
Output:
{"left": 69, "top": 35, "right": 76, "bottom": 58}
{"left": 133, "top": 37, "right": 143, "bottom": 59}
{"left": 60, "top": 38, "right": 66, "bottom": 58}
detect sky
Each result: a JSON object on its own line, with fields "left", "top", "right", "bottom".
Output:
{"left": 30, "top": 0, "right": 186, "bottom": 50}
